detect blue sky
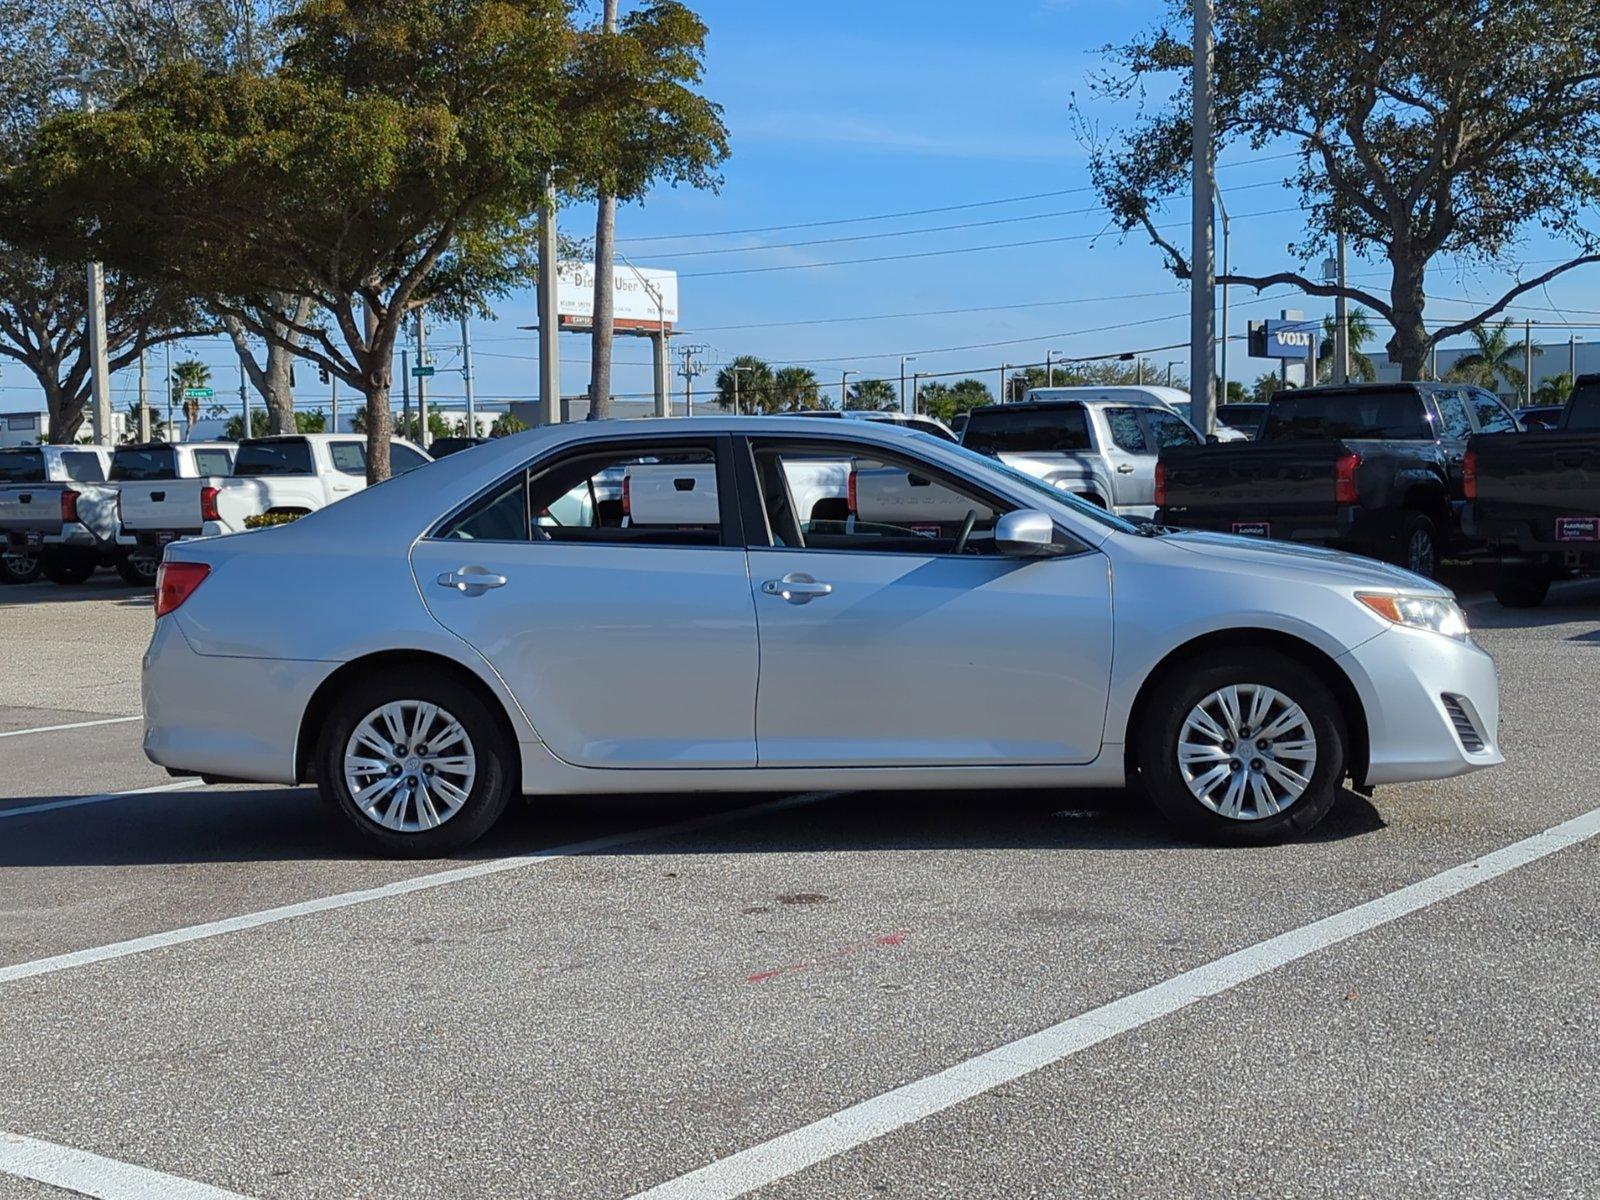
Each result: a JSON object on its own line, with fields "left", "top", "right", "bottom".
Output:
{"left": 7, "top": 0, "right": 1599, "bottom": 419}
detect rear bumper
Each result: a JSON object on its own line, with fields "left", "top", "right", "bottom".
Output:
{"left": 142, "top": 616, "right": 329, "bottom": 785}
{"left": 1339, "top": 627, "right": 1502, "bottom": 787}
{"left": 1160, "top": 505, "right": 1399, "bottom": 552}
{"left": 1467, "top": 513, "right": 1600, "bottom": 569}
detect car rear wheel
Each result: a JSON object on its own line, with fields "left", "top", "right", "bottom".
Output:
{"left": 1136, "top": 650, "right": 1347, "bottom": 841}
{"left": 1492, "top": 569, "right": 1550, "bottom": 608}
{"left": 1392, "top": 512, "right": 1438, "bottom": 577}
{"left": 317, "top": 671, "right": 514, "bottom": 857}
{"left": 0, "top": 549, "right": 42, "bottom": 584}
{"left": 116, "top": 553, "right": 160, "bottom": 587}
{"left": 40, "top": 556, "right": 96, "bottom": 585}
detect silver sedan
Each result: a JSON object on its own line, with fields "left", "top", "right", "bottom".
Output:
{"left": 142, "top": 417, "right": 1501, "bottom": 856}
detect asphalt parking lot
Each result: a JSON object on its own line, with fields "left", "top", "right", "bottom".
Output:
{"left": 2, "top": 575, "right": 1598, "bottom": 1199}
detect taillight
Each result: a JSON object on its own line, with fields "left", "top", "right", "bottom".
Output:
{"left": 620, "top": 475, "right": 631, "bottom": 517}
{"left": 200, "top": 485, "right": 221, "bottom": 523}
{"left": 1154, "top": 460, "right": 1168, "bottom": 509}
{"left": 154, "top": 561, "right": 210, "bottom": 617}
{"left": 1463, "top": 449, "right": 1477, "bottom": 500}
{"left": 1334, "top": 452, "right": 1361, "bottom": 504}
{"left": 60, "top": 489, "right": 79, "bottom": 523}
{"left": 846, "top": 470, "right": 858, "bottom": 515}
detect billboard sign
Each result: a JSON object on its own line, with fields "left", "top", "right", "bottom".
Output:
{"left": 556, "top": 262, "right": 678, "bottom": 332}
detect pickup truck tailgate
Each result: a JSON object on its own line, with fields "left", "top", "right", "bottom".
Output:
{"left": 1471, "top": 431, "right": 1600, "bottom": 545}
{"left": 0, "top": 484, "right": 62, "bottom": 533}
{"left": 1161, "top": 441, "right": 1349, "bottom": 527}
{"left": 118, "top": 480, "right": 208, "bottom": 533}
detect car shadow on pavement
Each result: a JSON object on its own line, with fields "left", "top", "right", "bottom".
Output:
{"left": 0, "top": 782, "right": 1387, "bottom": 869}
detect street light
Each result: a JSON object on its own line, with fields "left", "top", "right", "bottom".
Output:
{"left": 728, "top": 365, "right": 751, "bottom": 415}
{"left": 1166, "top": 360, "right": 1182, "bottom": 387}
{"left": 910, "top": 372, "right": 923, "bottom": 414}
{"left": 1045, "top": 349, "right": 1065, "bottom": 388}
{"left": 999, "top": 362, "right": 1010, "bottom": 403}
{"left": 840, "top": 370, "right": 856, "bottom": 409}
{"left": 899, "top": 355, "right": 917, "bottom": 415}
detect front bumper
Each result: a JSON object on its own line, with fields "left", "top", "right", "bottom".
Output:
{"left": 1340, "top": 626, "right": 1502, "bottom": 786}
{"left": 142, "top": 615, "right": 330, "bottom": 784}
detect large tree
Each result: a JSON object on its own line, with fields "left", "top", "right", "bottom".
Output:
{"left": 1084, "top": 0, "right": 1600, "bottom": 379}
{"left": 11, "top": 0, "right": 727, "bottom": 479}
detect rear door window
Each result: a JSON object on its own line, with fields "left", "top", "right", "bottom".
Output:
{"left": 1142, "top": 409, "right": 1201, "bottom": 449}
{"left": 389, "top": 444, "right": 429, "bottom": 474}
{"left": 62, "top": 452, "right": 106, "bottom": 482}
{"left": 110, "top": 447, "right": 179, "bottom": 481}
{"left": 0, "top": 449, "right": 46, "bottom": 482}
{"left": 1433, "top": 390, "right": 1474, "bottom": 440}
{"left": 962, "top": 406, "right": 1091, "bottom": 454}
{"left": 1468, "top": 391, "right": 1517, "bottom": 434}
{"left": 1104, "top": 408, "right": 1149, "bottom": 453}
{"left": 329, "top": 442, "right": 368, "bottom": 475}
{"left": 234, "top": 439, "right": 314, "bottom": 476}
{"left": 191, "top": 449, "right": 234, "bottom": 477}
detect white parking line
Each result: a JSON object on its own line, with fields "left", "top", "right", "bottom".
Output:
{"left": 626, "top": 805, "right": 1600, "bottom": 1200}
{"left": 0, "top": 779, "right": 202, "bottom": 821}
{"left": 0, "top": 792, "right": 831, "bottom": 987}
{"left": 0, "top": 715, "right": 141, "bottom": 739}
{"left": 0, "top": 1130, "right": 252, "bottom": 1199}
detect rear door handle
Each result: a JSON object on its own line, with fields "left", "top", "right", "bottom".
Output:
{"left": 1115, "top": 463, "right": 1136, "bottom": 474}
{"left": 436, "top": 568, "right": 508, "bottom": 593}
{"left": 761, "top": 573, "right": 833, "bottom": 604}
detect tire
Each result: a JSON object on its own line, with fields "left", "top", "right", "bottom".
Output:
{"left": 316, "top": 669, "right": 515, "bottom": 857}
{"left": 1493, "top": 569, "right": 1550, "bottom": 609}
{"left": 1135, "top": 649, "right": 1347, "bottom": 842}
{"left": 40, "top": 556, "right": 96, "bottom": 585}
{"left": 1390, "top": 512, "right": 1438, "bottom": 578}
{"left": 116, "top": 553, "right": 160, "bottom": 588}
{"left": 0, "top": 549, "right": 42, "bottom": 585}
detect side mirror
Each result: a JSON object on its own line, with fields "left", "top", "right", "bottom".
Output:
{"left": 994, "top": 509, "right": 1061, "bottom": 557}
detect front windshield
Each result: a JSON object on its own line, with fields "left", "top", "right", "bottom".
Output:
{"left": 939, "top": 439, "right": 1140, "bottom": 533}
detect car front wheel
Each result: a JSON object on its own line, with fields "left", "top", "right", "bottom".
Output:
{"left": 1136, "top": 650, "right": 1347, "bottom": 841}
{"left": 317, "top": 671, "right": 514, "bottom": 857}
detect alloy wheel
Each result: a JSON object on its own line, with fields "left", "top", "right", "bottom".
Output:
{"left": 1176, "top": 684, "right": 1318, "bottom": 821}
{"left": 1407, "top": 528, "right": 1435, "bottom": 576}
{"left": 342, "top": 700, "right": 477, "bottom": 833}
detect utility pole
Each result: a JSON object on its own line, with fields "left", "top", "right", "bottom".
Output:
{"left": 537, "top": 175, "right": 561, "bottom": 425}
{"left": 1188, "top": 0, "right": 1216, "bottom": 436}
{"left": 1167, "top": 360, "right": 1181, "bottom": 387}
{"left": 163, "top": 342, "right": 174, "bottom": 440}
{"left": 999, "top": 362, "right": 1009, "bottom": 402}
{"left": 900, "top": 354, "right": 917, "bottom": 414}
{"left": 730, "top": 365, "right": 748, "bottom": 415}
{"left": 1046, "top": 349, "right": 1057, "bottom": 387}
{"left": 1137, "top": 359, "right": 1146, "bottom": 386}
{"left": 1571, "top": 333, "right": 1578, "bottom": 381}
{"left": 676, "top": 344, "right": 706, "bottom": 417}
{"left": 1334, "top": 232, "right": 1350, "bottom": 385}
{"left": 840, "top": 370, "right": 856, "bottom": 409}
{"left": 137, "top": 350, "right": 151, "bottom": 442}
{"left": 460, "top": 313, "right": 477, "bottom": 436}
{"left": 415, "top": 310, "right": 430, "bottom": 449}
{"left": 1216, "top": 187, "right": 1231, "bottom": 405}
{"left": 589, "top": 0, "right": 621, "bottom": 420}
{"left": 239, "top": 358, "right": 250, "bottom": 439}
{"left": 910, "top": 372, "right": 922, "bottom": 414}
{"left": 331, "top": 372, "right": 339, "bottom": 433}
{"left": 1524, "top": 318, "right": 1534, "bottom": 407}
{"left": 400, "top": 349, "right": 410, "bottom": 436}
{"left": 86, "top": 263, "right": 112, "bottom": 443}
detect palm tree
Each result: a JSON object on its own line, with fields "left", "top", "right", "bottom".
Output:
{"left": 845, "top": 378, "right": 897, "bottom": 411}
{"left": 773, "top": 366, "right": 824, "bottom": 411}
{"left": 1317, "top": 308, "right": 1378, "bottom": 382}
{"left": 714, "top": 355, "right": 774, "bottom": 413}
{"left": 1448, "top": 319, "right": 1541, "bottom": 398}
{"left": 170, "top": 359, "right": 212, "bottom": 432}
{"left": 1533, "top": 372, "right": 1573, "bottom": 406}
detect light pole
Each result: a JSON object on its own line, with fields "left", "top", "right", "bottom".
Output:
{"left": 1166, "top": 360, "right": 1182, "bottom": 387}
{"left": 910, "top": 372, "right": 923, "bottom": 415}
{"left": 1215, "top": 185, "right": 1232, "bottom": 403}
{"left": 460, "top": 313, "right": 477, "bottom": 435}
{"left": 1524, "top": 319, "right": 1534, "bottom": 407}
{"left": 617, "top": 250, "right": 671, "bottom": 416}
{"left": 1045, "top": 349, "right": 1065, "bottom": 388}
{"left": 729, "top": 365, "right": 750, "bottom": 415}
{"left": 1189, "top": 0, "right": 1217, "bottom": 436}
{"left": 1322, "top": 243, "right": 1349, "bottom": 385}
{"left": 899, "top": 355, "right": 917, "bottom": 414}
{"left": 999, "top": 362, "right": 1010, "bottom": 403}
{"left": 841, "top": 370, "right": 856, "bottom": 409}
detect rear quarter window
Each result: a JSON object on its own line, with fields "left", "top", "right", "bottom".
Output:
{"left": 191, "top": 449, "right": 234, "bottom": 477}
{"left": 329, "top": 442, "right": 368, "bottom": 475}
{"left": 62, "top": 452, "right": 106, "bottom": 482}
{"left": 234, "top": 440, "right": 315, "bottom": 476}
{"left": 963, "top": 407, "right": 1092, "bottom": 454}
{"left": 110, "top": 448, "right": 178, "bottom": 481}
{"left": 0, "top": 449, "right": 46, "bottom": 483}
{"left": 1260, "top": 391, "right": 1430, "bottom": 441}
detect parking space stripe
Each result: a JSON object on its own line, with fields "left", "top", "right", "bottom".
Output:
{"left": 0, "top": 779, "right": 202, "bottom": 821}
{"left": 0, "top": 715, "right": 141, "bottom": 740}
{"left": 625, "top": 805, "right": 1600, "bottom": 1200}
{"left": 0, "top": 791, "right": 832, "bottom": 987}
{"left": 0, "top": 1131, "right": 252, "bottom": 1199}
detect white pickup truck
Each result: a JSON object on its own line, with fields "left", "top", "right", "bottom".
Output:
{"left": 110, "top": 442, "right": 237, "bottom": 584}
{"left": 0, "top": 444, "right": 120, "bottom": 585}
{"left": 210, "top": 434, "right": 431, "bottom": 532}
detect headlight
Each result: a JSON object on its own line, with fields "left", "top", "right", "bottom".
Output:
{"left": 1356, "top": 592, "right": 1470, "bottom": 640}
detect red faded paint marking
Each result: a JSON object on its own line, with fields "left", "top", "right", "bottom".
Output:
{"left": 746, "top": 930, "right": 908, "bottom": 983}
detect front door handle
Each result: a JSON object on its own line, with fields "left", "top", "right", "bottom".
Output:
{"left": 437, "top": 567, "right": 508, "bottom": 593}
{"left": 761, "top": 572, "right": 833, "bottom": 604}
{"left": 1115, "top": 463, "right": 1136, "bottom": 474}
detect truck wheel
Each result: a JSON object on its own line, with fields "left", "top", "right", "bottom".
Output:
{"left": 1392, "top": 512, "right": 1438, "bottom": 577}
{"left": 1492, "top": 570, "right": 1550, "bottom": 609}
{"left": 115, "top": 553, "right": 160, "bottom": 587}
{"left": 0, "top": 550, "right": 42, "bottom": 585}
{"left": 316, "top": 670, "right": 514, "bottom": 858}
{"left": 40, "top": 556, "right": 96, "bottom": 586}
{"left": 1135, "top": 649, "right": 1347, "bottom": 842}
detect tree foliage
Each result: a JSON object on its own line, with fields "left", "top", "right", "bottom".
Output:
{"left": 714, "top": 354, "right": 774, "bottom": 412}
{"left": 916, "top": 378, "right": 993, "bottom": 422}
{"left": 1082, "top": 0, "right": 1600, "bottom": 379}
{"left": 1317, "top": 308, "right": 1378, "bottom": 383}
{"left": 9, "top": 0, "right": 728, "bottom": 478}
{"left": 845, "top": 378, "right": 897, "bottom": 411}
{"left": 1447, "top": 318, "right": 1541, "bottom": 396}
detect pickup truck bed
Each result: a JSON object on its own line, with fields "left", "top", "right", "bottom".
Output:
{"left": 1465, "top": 375, "right": 1600, "bottom": 606}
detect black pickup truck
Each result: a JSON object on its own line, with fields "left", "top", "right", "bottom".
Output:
{"left": 1156, "top": 382, "right": 1520, "bottom": 576}
{"left": 1465, "top": 374, "right": 1600, "bottom": 607}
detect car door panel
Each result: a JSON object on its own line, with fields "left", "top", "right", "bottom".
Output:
{"left": 748, "top": 547, "right": 1113, "bottom": 767}
{"left": 413, "top": 540, "right": 758, "bottom": 768}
